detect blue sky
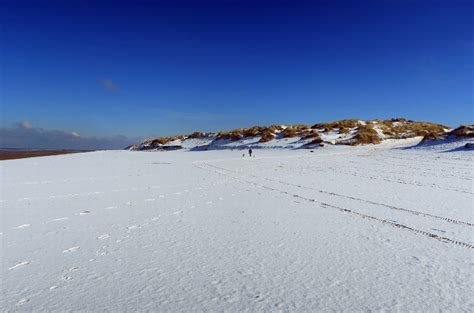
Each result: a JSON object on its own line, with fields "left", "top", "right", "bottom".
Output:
{"left": 1, "top": 0, "right": 473, "bottom": 144}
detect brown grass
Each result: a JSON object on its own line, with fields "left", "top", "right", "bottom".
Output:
{"left": 351, "top": 125, "right": 381, "bottom": 145}
{"left": 339, "top": 127, "right": 350, "bottom": 134}
{"left": 311, "top": 119, "right": 359, "bottom": 131}
{"left": 376, "top": 119, "right": 449, "bottom": 139}
{"left": 451, "top": 125, "right": 474, "bottom": 137}
{"left": 259, "top": 131, "right": 275, "bottom": 143}
{"left": 309, "top": 136, "right": 323, "bottom": 145}
{"left": 217, "top": 130, "right": 243, "bottom": 141}
{"left": 187, "top": 132, "right": 208, "bottom": 139}
{"left": 267, "top": 124, "right": 284, "bottom": 132}
{"left": 303, "top": 130, "right": 320, "bottom": 139}
{"left": 282, "top": 127, "right": 300, "bottom": 138}
{"left": 150, "top": 137, "right": 173, "bottom": 145}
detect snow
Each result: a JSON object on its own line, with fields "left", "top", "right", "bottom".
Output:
{"left": 1, "top": 139, "right": 473, "bottom": 311}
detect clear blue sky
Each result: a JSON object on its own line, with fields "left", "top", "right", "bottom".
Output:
{"left": 2, "top": 0, "right": 473, "bottom": 139}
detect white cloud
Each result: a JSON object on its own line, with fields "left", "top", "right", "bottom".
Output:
{"left": 0, "top": 123, "right": 141, "bottom": 150}
{"left": 20, "top": 121, "right": 32, "bottom": 129}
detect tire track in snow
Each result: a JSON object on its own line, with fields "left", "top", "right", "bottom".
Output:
{"left": 202, "top": 161, "right": 472, "bottom": 227}
{"left": 194, "top": 162, "right": 474, "bottom": 250}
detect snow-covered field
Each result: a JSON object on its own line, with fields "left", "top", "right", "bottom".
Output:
{"left": 1, "top": 139, "right": 473, "bottom": 311}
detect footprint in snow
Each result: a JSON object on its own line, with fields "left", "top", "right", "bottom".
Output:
{"left": 13, "top": 224, "right": 31, "bottom": 229}
{"left": 8, "top": 261, "right": 30, "bottom": 271}
{"left": 62, "top": 274, "right": 73, "bottom": 281}
{"left": 97, "top": 234, "right": 111, "bottom": 240}
{"left": 76, "top": 211, "right": 91, "bottom": 215}
{"left": 52, "top": 217, "right": 69, "bottom": 222}
{"left": 97, "top": 249, "right": 109, "bottom": 256}
{"left": 63, "top": 246, "right": 80, "bottom": 253}
{"left": 17, "top": 298, "right": 30, "bottom": 305}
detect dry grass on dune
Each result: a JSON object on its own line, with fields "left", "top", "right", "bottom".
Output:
{"left": 217, "top": 125, "right": 287, "bottom": 141}
{"left": 282, "top": 127, "right": 300, "bottom": 138}
{"left": 243, "top": 126, "right": 267, "bottom": 137}
{"left": 309, "top": 135, "right": 323, "bottom": 145}
{"left": 259, "top": 131, "right": 276, "bottom": 143}
{"left": 267, "top": 124, "right": 284, "bottom": 132}
{"left": 141, "top": 118, "right": 455, "bottom": 148}
{"left": 350, "top": 125, "right": 381, "bottom": 145}
{"left": 451, "top": 125, "right": 474, "bottom": 138}
{"left": 303, "top": 130, "right": 320, "bottom": 139}
{"left": 187, "top": 132, "right": 208, "bottom": 139}
{"left": 150, "top": 137, "right": 173, "bottom": 146}
{"left": 217, "top": 130, "right": 244, "bottom": 141}
{"left": 146, "top": 134, "right": 186, "bottom": 147}
{"left": 373, "top": 119, "right": 449, "bottom": 140}
{"left": 338, "top": 127, "right": 350, "bottom": 134}
{"left": 311, "top": 119, "right": 360, "bottom": 132}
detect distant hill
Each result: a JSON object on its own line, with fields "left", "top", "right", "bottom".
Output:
{"left": 128, "top": 118, "right": 473, "bottom": 151}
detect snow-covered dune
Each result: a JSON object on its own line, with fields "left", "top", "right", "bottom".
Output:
{"left": 129, "top": 118, "right": 473, "bottom": 152}
{"left": 1, "top": 139, "right": 473, "bottom": 311}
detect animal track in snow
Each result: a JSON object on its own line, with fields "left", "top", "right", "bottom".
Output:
{"left": 13, "top": 224, "right": 31, "bottom": 229}
{"left": 8, "top": 261, "right": 30, "bottom": 271}
{"left": 63, "top": 246, "right": 80, "bottom": 253}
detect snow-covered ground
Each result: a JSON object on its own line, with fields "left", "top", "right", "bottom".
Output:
{"left": 1, "top": 139, "right": 473, "bottom": 311}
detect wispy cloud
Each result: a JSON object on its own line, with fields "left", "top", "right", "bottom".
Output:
{"left": 99, "top": 79, "right": 119, "bottom": 91}
{"left": 0, "top": 123, "right": 141, "bottom": 150}
{"left": 19, "top": 120, "right": 32, "bottom": 129}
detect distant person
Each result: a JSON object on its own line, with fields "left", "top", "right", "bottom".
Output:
{"left": 248, "top": 148, "right": 253, "bottom": 157}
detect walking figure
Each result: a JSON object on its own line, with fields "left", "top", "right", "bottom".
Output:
{"left": 248, "top": 148, "right": 253, "bottom": 157}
